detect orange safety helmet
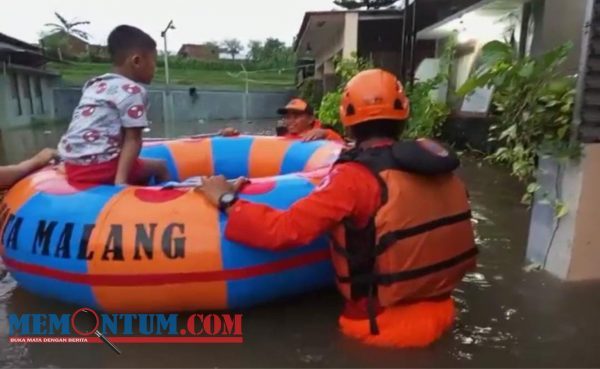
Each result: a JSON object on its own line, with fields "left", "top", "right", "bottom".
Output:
{"left": 339, "top": 69, "right": 410, "bottom": 127}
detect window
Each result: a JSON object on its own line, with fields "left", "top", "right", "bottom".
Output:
{"left": 33, "top": 77, "right": 42, "bottom": 97}
{"left": 9, "top": 73, "right": 22, "bottom": 116}
{"left": 34, "top": 77, "right": 45, "bottom": 113}
{"left": 22, "top": 75, "right": 34, "bottom": 114}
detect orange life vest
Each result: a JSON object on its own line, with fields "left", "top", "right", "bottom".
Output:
{"left": 330, "top": 139, "right": 477, "bottom": 334}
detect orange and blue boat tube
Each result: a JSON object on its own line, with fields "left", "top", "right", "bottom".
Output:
{"left": 0, "top": 135, "right": 343, "bottom": 312}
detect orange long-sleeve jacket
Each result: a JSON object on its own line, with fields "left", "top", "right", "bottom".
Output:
{"left": 225, "top": 162, "right": 380, "bottom": 250}
{"left": 283, "top": 129, "right": 344, "bottom": 143}
{"left": 225, "top": 161, "right": 381, "bottom": 318}
{"left": 280, "top": 119, "right": 345, "bottom": 143}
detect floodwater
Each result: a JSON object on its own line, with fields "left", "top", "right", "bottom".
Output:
{"left": 1, "top": 121, "right": 600, "bottom": 368}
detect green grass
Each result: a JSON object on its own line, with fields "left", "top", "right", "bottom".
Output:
{"left": 49, "top": 62, "right": 295, "bottom": 90}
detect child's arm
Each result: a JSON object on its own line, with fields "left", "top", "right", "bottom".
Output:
{"left": 115, "top": 86, "right": 149, "bottom": 185}
{"left": 0, "top": 148, "right": 57, "bottom": 189}
{"left": 114, "top": 128, "right": 142, "bottom": 185}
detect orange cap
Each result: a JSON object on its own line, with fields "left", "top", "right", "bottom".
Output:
{"left": 277, "top": 98, "right": 314, "bottom": 115}
{"left": 339, "top": 69, "right": 409, "bottom": 127}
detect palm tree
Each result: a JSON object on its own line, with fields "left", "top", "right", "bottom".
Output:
{"left": 42, "top": 12, "right": 90, "bottom": 60}
{"left": 44, "top": 12, "right": 90, "bottom": 40}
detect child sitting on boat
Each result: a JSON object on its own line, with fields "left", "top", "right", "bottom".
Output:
{"left": 221, "top": 98, "right": 344, "bottom": 142}
{"left": 57, "top": 25, "right": 169, "bottom": 185}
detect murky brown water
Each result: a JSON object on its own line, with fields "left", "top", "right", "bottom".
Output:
{"left": 1, "top": 122, "right": 600, "bottom": 368}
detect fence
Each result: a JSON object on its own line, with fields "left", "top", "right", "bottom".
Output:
{"left": 53, "top": 86, "right": 295, "bottom": 123}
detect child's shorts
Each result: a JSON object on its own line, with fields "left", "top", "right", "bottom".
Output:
{"left": 64, "top": 157, "right": 144, "bottom": 185}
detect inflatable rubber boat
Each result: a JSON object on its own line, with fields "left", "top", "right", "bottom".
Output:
{"left": 0, "top": 135, "right": 343, "bottom": 312}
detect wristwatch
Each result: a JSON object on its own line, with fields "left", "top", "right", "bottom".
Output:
{"left": 218, "top": 192, "right": 239, "bottom": 211}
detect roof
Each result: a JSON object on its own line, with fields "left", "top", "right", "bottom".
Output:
{"left": 293, "top": 9, "right": 404, "bottom": 51}
{"left": 178, "top": 43, "right": 219, "bottom": 52}
{"left": 0, "top": 32, "right": 54, "bottom": 67}
{"left": 0, "top": 32, "right": 41, "bottom": 52}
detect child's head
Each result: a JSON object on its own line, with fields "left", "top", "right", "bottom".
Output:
{"left": 108, "top": 25, "right": 157, "bottom": 84}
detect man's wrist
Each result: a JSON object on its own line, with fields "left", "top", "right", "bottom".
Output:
{"left": 218, "top": 192, "right": 239, "bottom": 212}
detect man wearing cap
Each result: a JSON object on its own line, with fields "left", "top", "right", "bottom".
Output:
{"left": 221, "top": 98, "right": 344, "bottom": 142}
{"left": 275, "top": 98, "right": 344, "bottom": 142}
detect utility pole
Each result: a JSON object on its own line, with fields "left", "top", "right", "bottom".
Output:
{"left": 241, "top": 63, "right": 249, "bottom": 123}
{"left": 161, "top": 20, "right": 175, "bottom": 131}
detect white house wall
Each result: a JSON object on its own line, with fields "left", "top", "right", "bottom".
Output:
{"left": 343, "top": 12, "right": 359, "bottom": 58}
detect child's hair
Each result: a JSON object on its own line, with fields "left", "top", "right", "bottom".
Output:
{"left": 349, "top": 119, "right": 405, "bottom": 143}
{"left": 107, "top": 25, "right": 157, "bottom": 64}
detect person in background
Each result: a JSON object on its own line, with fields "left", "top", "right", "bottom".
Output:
{"left": 0, "top": 148, "right": 58, "bottom": 190}
{"left": 57, "top": 25, "right": 169, "bottom": 185}
{"left": 194, "top": 69, "right": 477, "bottom": 348}
{"left": 221, "top": 98, "right": 344, "bottom": 142}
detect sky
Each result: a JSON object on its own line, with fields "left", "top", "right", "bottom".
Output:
{"left": 0, "top": 0, "right": 338, "bottom": 52}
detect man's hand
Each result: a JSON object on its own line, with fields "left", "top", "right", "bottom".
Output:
{"left": 33, "top": 148, "right": 59, "bottom": 167}
{"left": 220, "top": 127, "right": 240, "bottom": 137}
{"left": 194, "top": 175, "right": 248, "bottom": 208}
{"left": 301, "top": 128, "right": 328, "bottom": 142}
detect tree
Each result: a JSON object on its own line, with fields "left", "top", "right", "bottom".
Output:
{"left": 221, "top": 39, "right": 243, "bottom": 60}
{"left": 44, "top": 12, "right": 90, "bottom": 40}
{"left": 247, "top": 40, "right": 263, "bottom": 61}
{"left": 246, "top": 38, "right": 294, "bottom": 67}
{"left": 204, "top": 41, "right": 221, "bottom": 51}
{"left": 202, "top": 41, "right": 222, "bottom": 57}
{"left": 262, "top": 38, "right": 294, "bottom": 68}
{"left": 42, "top": 12, "right": 90, "bottom": 61}
{"left": 333, "top": 0, "right": 398, "bottom": 10}
{"left": 38, "top": 30, "right": 68, "bottom": 60}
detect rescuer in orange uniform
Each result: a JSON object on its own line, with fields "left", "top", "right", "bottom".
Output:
{"left": 196, "top": 69, "right": 477, "bottom": 348}
{"left": 221, "top": 98, "right": 344, "bottom": 142}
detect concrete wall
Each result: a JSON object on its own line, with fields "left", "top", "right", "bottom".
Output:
{"left": 54, "top": 87, "right": 295, "bottom": 123}
{"left": 526, "top": 144, "right": 600, "bottom": 280}
{"left": 0, "top": 66, "right": 59, "bottom": 128}
{"left": 525, "top": 0, "right": 598, "bottom": 280}
{"left": 530, "top": 0, "right": 589, "bottom": 74}
{"left": 0, "top": 75, "right": 7, "bottom": 125}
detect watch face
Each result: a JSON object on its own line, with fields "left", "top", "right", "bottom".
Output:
{"left": 221, "top": 193, "right": 235, "bottom": 204}
{"left": 223, "top": 193, "right": 235, "bottom": 203}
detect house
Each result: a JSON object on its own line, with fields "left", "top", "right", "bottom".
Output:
{"left": 177, "top": 44, "right": 220, "bottom": 61}
{"left": 39, "top": 31, "right": 110, "bottom": 62}
{"left": 40, "top": 30, "right": 89, "bottom": 58}
{"left": 415, "top": 0, "right": 600, "bottom": 282}
{"left": 292, "top": 3, "right": 464, "bottom": 101}
{"left": 295, "top": 10, "right": 418, "bottom": 96}
{"left": 0, "top": 32, "right": 60, "bottom": 127}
